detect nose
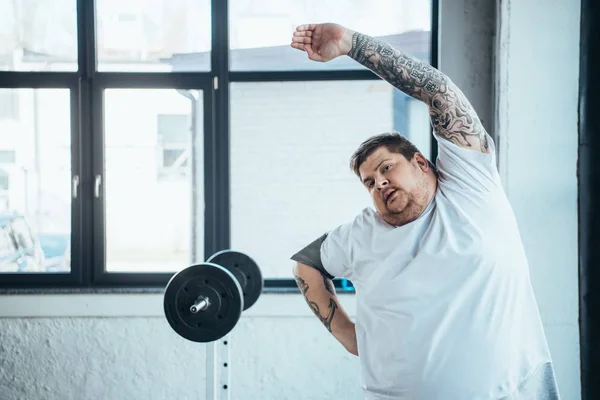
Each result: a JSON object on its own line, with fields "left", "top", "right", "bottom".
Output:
{"left": 376, "top": 178, "right": 389, "bottom": 191}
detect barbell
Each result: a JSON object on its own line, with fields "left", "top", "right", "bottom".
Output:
{"left": 163, "top": 250, "right": 264, "bottom": 342}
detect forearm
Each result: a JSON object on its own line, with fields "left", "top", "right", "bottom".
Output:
{"left": 345, "top": 31, "right": 488, "bottom": 151}
{"left": 347, "top": 31, "right": 447, "bottom": 104}
{"left": 293, "top": 263, "right": 358, "bottom": 356}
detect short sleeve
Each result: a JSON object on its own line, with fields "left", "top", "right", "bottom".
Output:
{"left": 320, "top": 224, "right": 353, "bottom": 280}
{"left": 433, "top": 131, "right": 503, "bottom": 192}
{"left": 290, "top": 224, "right": 353, "bottom": 280}
{"left": 290, "top": 232, "right": 334, "bottom": 279}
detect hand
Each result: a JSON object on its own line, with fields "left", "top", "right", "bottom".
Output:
{"left": 290, "top": 23, "right": 355, "bottom": 62}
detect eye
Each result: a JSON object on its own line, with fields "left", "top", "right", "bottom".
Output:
{"left": 383, "top": 164, "right": 392, "bottom": 172}
{"left": 367, "top": 181, "right": 375, "bottom": 189}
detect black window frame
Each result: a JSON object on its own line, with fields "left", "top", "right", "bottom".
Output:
{"left": 0, "top": 0, "right": 439, "bottom": 291}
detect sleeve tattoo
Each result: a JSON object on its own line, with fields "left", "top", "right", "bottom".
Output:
{"left": 294, "top": 274, "right": 338, "bottom": 332}
{"left": 348, "top": 33, "right": 489, "bottom": 153}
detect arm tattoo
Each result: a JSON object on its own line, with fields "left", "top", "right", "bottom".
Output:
{"left": 294, "top": 274, "right": 338, "bottom": 332}
{"left": 323, "top": 276, "right": 335, "bottom": 296}
{"left": 294, "top": 275, "right": 309, "bottom": 295}
{"left": 348, "top": 33, "right": 489, "bottom": 153}
{"left": 308, "top": 299, "right": 338, "bottom": 333}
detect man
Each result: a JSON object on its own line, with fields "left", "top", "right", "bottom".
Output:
{"left": 289, "top": 23, "right": 559, "bottom": 399}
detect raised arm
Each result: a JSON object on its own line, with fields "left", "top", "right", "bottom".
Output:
{"left": 291, "top": 23, "right": 490, "bottom": 154}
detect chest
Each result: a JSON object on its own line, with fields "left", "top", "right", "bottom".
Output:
{"left": 349, "top": 193, "right": 519, "bottom": 296}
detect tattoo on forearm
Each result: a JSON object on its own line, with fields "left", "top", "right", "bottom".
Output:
{"left": 308, "top": 299, "right": 338, "bottom": 333}
{"left": 348, "top": 33, "right": 489, "bottom": 153}
{"left": 323, "top": 276, "right": 335, "bottom": 296}
{"left": 294, "top": 275, "right": 309, "bottom": 295}
{"left": 294, "top": 274, "right": 338, "bottom": 332}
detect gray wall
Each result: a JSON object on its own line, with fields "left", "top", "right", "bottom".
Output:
{"left": 0, "top": 0, "right": 582, "bottom": 399}
{"left": 495, "top": 0, "right": 581, "bottom": 397}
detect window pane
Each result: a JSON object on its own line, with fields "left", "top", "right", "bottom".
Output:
{"left": 0, "top": 89, "right": 72, "bottom": 273}
{"left": 96, "top": 0, "right": 211, "bottom": 72}
{"left": 104, "top": 89, "right": 204, "bottom": 272}
{"left": 0, "top": 0, "right": 77, "bottom": 71}
{"left": 230, "top": 81, "right": 430, "bottom": 278}
{"left": 229, "top": 0, "right": 431, "bottom": 71}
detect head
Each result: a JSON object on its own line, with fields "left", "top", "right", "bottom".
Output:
{"left": 350, "top": 133, "right": 437, "bottom": 227}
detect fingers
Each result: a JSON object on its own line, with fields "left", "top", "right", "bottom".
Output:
{"left": 290, "top": 42, "right": 324, "bottom": 62}
{"left": 293, "top": 30, "right": 313, "bottom": 38}
{"left": 296, "top": 24, "right": 317, "bottom": 32}
{"left": 291, "top": 35, "right": 312, "bottom": 45}
{"left": 290, "top": 42, "right": 306, "bottom": 52}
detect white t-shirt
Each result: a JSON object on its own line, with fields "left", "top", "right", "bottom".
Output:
{"left": 320, "top": 135, "right": 553, "bottom": 399}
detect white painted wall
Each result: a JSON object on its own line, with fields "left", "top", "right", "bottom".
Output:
{"left": 0, "top": 294, "right": 360, "bottom": 400}
{"left": 494, "top": 0, "right": 581, "bottom": 398}
{"left": 0, "top": 0, "right": 583, "bottom": 399}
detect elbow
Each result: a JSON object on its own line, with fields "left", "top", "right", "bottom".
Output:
{"left": 292, "top": 262, "right": 306, "bottom": 279}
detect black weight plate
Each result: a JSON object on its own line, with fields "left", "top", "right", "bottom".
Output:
{"left": 164, "top": 262, "right": 243, "bottom": 343}
{"left": 207, "top": 250, "right": 263, "bottom": 311}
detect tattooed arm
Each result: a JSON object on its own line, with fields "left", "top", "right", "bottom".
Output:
{"left": 291, "top": 23, "right": 489, "bottom": 153}
{"left": 293, "top": 262, "right": 358, "bottom": 356}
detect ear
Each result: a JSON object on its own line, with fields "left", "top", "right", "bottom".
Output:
{"left": 413, "top": 152, "right": 430, "bottom": 171}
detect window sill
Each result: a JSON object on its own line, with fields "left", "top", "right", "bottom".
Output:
{"left": 0, "top": 290, "right": 356, "bottom": 318}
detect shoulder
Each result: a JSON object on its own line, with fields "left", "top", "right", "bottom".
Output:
{"left": 329, "top": 207, "right": 378, "bottom": 239}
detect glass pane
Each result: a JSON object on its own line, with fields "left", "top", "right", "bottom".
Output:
{"left": 230, "top": 81, "right": 430, "bottom": 278}
{"left": 0, "top": 89, "right": 72, "bottom": 273}
{"left": 104, "top": 89, "right": 204, "bottom": 272}
{"left": 96, "top": 0, "right": 211, "bottom": 72}
{"left": 0, "top": 0, "right": 78, "bottom": 71}
{"left": 230, "top": 0, "right": 431, "bottom": 71}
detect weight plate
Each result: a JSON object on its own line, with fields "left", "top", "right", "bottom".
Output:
{"left": 164, "top": 262, "right": 243, "bottom": 343}
{"left": 207, "top": 250, "right": 263, "bottom": 311}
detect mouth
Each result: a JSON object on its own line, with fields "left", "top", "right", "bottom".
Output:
{"left": 384, "top": 189, "right": 397, "bottom": 204}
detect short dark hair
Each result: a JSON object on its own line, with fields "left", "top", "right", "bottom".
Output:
{"left": 349, "top": 132, "right": 422, "bottom": 177}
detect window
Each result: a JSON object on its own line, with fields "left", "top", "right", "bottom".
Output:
{"left": 0, "top": 0, "right": 437, "bottom": 289}
{"left": 0, "top": 226, "right": 17, "bottom": 258}
{"left": 0, "top": 151, "right": 16, "bottom": 164}
{"left": 229, "top": 0, "right": 432, "bottom": 71}
{"left": 11, "top": 217, "right": 35, "bottom": 249}
{"left": 0, "top": 90, "right": 18, "bottom": 119}
{"left": 0, "top": 0, "right": 78, "bottom": 72}
{"left": 104, "top": 90, "right": 203, "bottom": 272}
{"left": 157, "top": 113, "right": 191, "bottom": 179}
{"left": 0, "top": 170, "right": 8, "bottom": 190}
{"left": 95, "top": 0, "right": 211, "bottom": 72}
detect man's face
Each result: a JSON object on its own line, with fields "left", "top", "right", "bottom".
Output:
{"left": 358, "top": 146, "right": 434, "bottom": 226}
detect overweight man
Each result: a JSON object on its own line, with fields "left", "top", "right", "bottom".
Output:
{"left": 289, "top": 23, "right": 559, "bottom": 399}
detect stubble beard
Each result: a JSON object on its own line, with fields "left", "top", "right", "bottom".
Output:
{"left": 380, "top": 176, "right": 432, "bottom": 227}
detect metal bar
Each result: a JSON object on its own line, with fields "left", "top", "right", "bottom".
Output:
{"left": 212, "top": 0, "right": 231, "bottom": 253}
{"left": 91, "top": 82, "right": 105, "bottom": 283}
{"left": 190, "top": 297, "right": 209, "bottom": 313}
{"left": 93, "top": 72, "right": 213, "bottom": 88}
{"left": 429, "top": 0, "right": 440, "bottom": 164}
{"left": 230, "top": 69, "right": 378, "bottom": 82}
{"left": 206, "top": 341, "right": 217, "bottom": 400}
{"left": 579, "top": 0, "right": 600, "bottom": 398}
{"left": 0, "top": 72, "right": 78, "bottom": 88}
{"left": 85, "top": 273, "right": 173, "bottom": 287}
{"left": 217, "top": 337, "right": 231, "bottom": 400}
{"left": 203, "top": 87, "right": 217, "bottom": 260}
{"left": 0, "top": 273, "right": 81, "bottom": 288}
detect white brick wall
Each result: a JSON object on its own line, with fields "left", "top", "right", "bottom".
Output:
{"left": 230, "top": 80, "right": 430, "bottom": 278}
